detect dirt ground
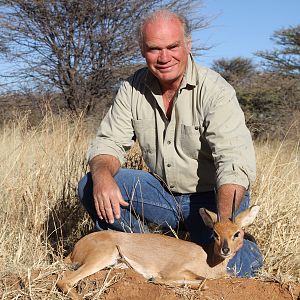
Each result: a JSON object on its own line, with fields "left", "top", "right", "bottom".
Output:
{"left": 1, "top": 257, "right": 299, "bottom": 300}
{"left": 71, "top": 268, "right": 299, "bottom": 300}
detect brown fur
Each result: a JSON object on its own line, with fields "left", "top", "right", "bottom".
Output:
{"left": 57, "top": 206, "right": 259, "bottom": 300}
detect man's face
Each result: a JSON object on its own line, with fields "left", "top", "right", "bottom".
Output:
{"left": 141, "top": 17, "right": 191, "bottom": 88}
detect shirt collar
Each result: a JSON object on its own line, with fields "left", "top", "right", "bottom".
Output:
{"left": 180, "top": 54, "right": 198, "bottom": 89}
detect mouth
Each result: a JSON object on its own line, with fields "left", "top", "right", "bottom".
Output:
{"left": 156, "top": 64, "right": 176, "bottom": 72}
{"left": 220, "top": 252, "right": 233, "bottom": 259}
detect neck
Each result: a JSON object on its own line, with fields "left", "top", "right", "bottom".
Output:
{"left": 159, "top": 76, "right": 183, "bottom": 94}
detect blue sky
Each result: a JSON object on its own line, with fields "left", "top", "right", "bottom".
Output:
{"left": 194, "top": 0, "right": 300, "bottom": 67}
{"left": 1, "top": 0, "right": 299, "bottom": 87}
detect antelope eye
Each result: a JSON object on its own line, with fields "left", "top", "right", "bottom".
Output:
{"left": 213, "top": 231, "right": 220, "bottom": 240}
{"left": 233, "top": 231, "right": 240, "bottom": 239}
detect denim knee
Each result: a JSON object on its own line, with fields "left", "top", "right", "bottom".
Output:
{"left": 227, "top": 240, "right": 263, "bottom": 277}
{"left": 78, "top": 173, "right": 91, "bottom": 204}
{"left": 77, "top": 170, "right": 180, "bottom": 232}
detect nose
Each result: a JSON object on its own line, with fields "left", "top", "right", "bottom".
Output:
{"left": 221, "top": 240, "right": 230, "bottom": 255}
{"left": 221, "top": 246, "right": 230, "bottom": 255}
{"left": 158, "top": 49, "right": 171, "bottom": 63}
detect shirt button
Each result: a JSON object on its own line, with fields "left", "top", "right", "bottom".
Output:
{"left": 167, "top": 164, "right": 171, "bottom": 167}
{"left": 195, "top": 126, "right": 199, "bottom": 130}
{"left": 170, "top": 185, "right": 175, "bottom": 189}
{"left": 167, "top": 140, "right": 171, "bottom": 145}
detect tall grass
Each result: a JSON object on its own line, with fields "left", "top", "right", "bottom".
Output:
{"left": 0, "top": 112, "right": 299, "bottom": 298}
{"left": 0, "top": 111, "right": 90, "bottom": 274}
{"left": 251, "top": 136, "right": 300, "bottom": 282}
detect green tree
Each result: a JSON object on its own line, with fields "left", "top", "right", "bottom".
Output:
{"left": 256, "top": 25, "right": 300, "bottom": 75}
{"left": 211, "top": 57, "right": 299, "bottom": 139}
{"left": 211, "top": 57, "right": 256, "bottom": 83}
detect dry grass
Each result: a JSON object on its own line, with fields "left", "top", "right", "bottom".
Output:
{"left": 0, "top": 111, "right": 92, "bottom": 299}
{"left": 0, "top": 111, "right": 299, "bottom": 298}
{"left": 250, "top": 135, "right": 300, "bottom": 283}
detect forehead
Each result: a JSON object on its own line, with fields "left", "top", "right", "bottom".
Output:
{"left": 142, "top": 17, "right": 185, "bottom": 46}
{"left": 214, "top": 220, "right": 239, "bottom": 236}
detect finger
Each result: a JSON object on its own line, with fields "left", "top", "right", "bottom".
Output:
{"left": 111, "top": 199, "right": 121, "bottom": 220}
{"left": 113, "top": 191, "right": 128, "bottom": 219}
{"left": 97, "top": 199, "right": 108, "bottom": 222}
{"left": 119, "top": 198, "right": 129, "bottom": 207}
{"left": 98, "top": 198, "right": 108, "bottom": 222}
{"left": 93, "top": 195, "right": 104, "bottom": 220}
{"left": 103, "top": 199, "right": 115, "bottom": 224}
{"left": 116, "top": 190, "right": 128, "bottom": 207}
{"left": 94, "top": 192, "right": 108, "bottom": 222}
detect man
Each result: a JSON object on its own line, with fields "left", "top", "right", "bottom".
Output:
{"left": 78, "top": 9, "right": 262, "bottom": 277}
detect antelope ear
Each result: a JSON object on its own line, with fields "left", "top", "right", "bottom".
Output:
{"left": 236, "top": 205, "right": 260, "bottom": 227}
{"left": 199, "top": 208, "right": 217, "bottom": 228}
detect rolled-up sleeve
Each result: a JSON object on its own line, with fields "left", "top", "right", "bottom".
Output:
{"left": 87, "top": 80, "right": 135, "bottom": 165}
{"left": 203, "top": 76, "right": 256, "bottom": 189}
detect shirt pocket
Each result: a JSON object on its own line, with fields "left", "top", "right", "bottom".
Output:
{"left": 132, "top": 119, "right": 156, "bottom": 157}
{"left": 179, "top": 124, "right": 202, "bottom": 159}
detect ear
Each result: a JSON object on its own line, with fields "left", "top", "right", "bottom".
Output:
{"left": 235, "top": 205, "right": 260, "bottom": 228}
{"left": 186, "top": 39, "right": 192, "bottom": 53}
{"left": 140, "top": 42, "right": 145, "bottom": 58}
{"left": 199, "top": 208, "right": 217, "bottom": 228}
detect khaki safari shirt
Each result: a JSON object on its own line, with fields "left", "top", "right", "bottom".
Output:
{"left": 88, "top": 55, "right": 256, "bottom": 193}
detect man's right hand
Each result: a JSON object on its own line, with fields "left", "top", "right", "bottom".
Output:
{"left": 92, "top": 173, "right": 129, "bottom": 224}
{"left": 89, "top": 155, "right": 128, "bottom": 224}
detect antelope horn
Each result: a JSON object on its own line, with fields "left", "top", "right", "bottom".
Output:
{"left": 231, "top": 190, "right": 236, "bottom": 222}
{"left": 215, "top": 188, "right": 220, "bottom": 222}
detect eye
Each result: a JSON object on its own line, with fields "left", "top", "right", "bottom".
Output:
{"left": 233, "top": 231, "right": 240, "bottom": 239}
{"left": 213, "top": 231, "right": 220, "bottom": 240}
{"left": 168, "top": 45, "right": 179, "bottom": 50}
{"left": 146, "top": 47, "right": 160, "bottom": 53}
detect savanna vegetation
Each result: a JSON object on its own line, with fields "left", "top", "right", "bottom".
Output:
{"left": 0, "top": 1, "right": 299, "bottom": 299}
{"left": 0, "top": 111, "right": 299, "bottom": 299}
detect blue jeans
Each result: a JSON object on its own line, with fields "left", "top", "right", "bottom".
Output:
{"left": 78, "top": 169, "right": 263, "bottom": 277}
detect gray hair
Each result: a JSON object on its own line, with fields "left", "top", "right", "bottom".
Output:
{"left": 137, "top": 9, "right": 192, "bottom": 51}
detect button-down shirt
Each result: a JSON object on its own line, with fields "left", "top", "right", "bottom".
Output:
{"left": 87, "top": 55, "right": 256, "bottom": 193}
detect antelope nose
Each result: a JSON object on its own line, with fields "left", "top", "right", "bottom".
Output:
{"left": 222, "top": 246, "right": 230, "bottom": 255}
{"left": 221, "top": 240, "right": 230, "bottom": 256}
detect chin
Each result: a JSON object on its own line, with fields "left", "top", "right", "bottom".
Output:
{"left": 158, "top": 73, "right": 181, "bottom": 84}
{"left": 220, "top": 253, "right": 234, "bottom": 259}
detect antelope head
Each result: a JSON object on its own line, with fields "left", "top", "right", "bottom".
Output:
{"left": 199, "top": 191, "right": 260, "bottom": 259}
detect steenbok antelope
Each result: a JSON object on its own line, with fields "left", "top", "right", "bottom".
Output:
{"left": 57, "top": 198, "right": 259, "bottom": 300}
